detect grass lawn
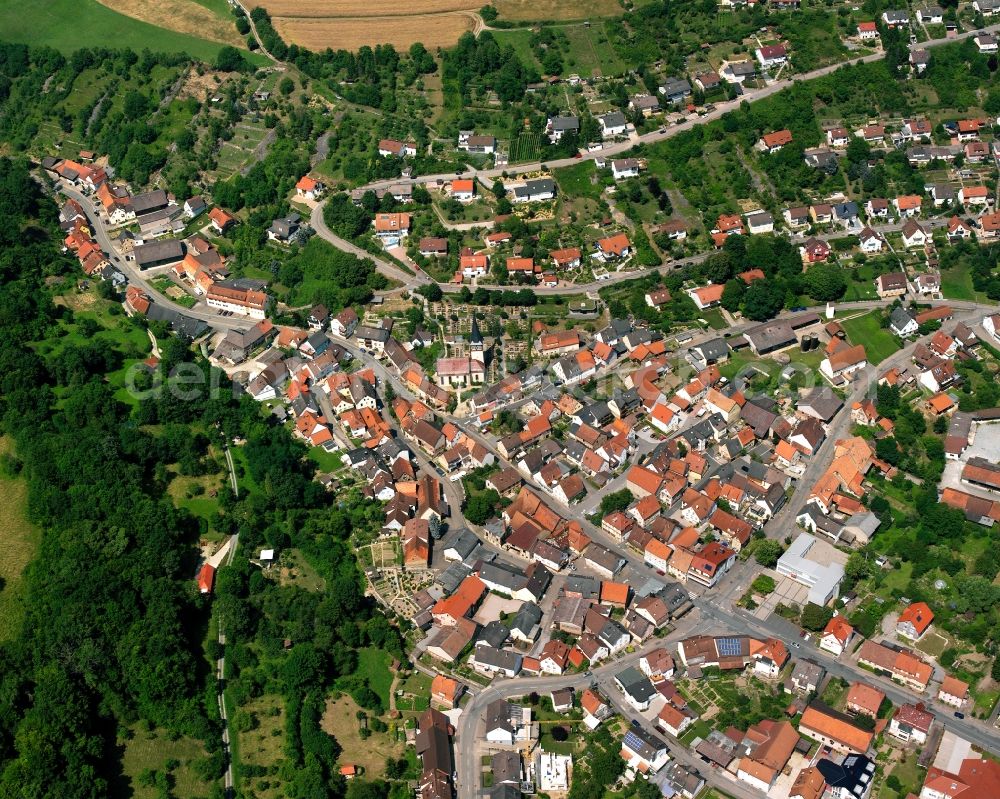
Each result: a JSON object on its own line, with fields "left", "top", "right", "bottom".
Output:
{"left": 699, "top": 309, "right": 728, "bottom": 330}
{"left": 876, "top": 561, "right": 913, "bottom": 599}
{"left": 357, "top": 647, "right": 395, "bottom": 710}
{"left": 492, "top": 29, "right": 543, "bottom": 73}
{"left": 916, "top": 629, "right": 950, "bottom": 658}
{"left": 554, "top": 161, "right": 604, "bottom": 201}
{"left": 117, "top": 725, "right": 215, "bottom": 799}
{"left": 0, "top": 437, "right": 40, "bottom": 642}
{"left": 307, "top": 446, "right": 345, "bottom": 473}
{"left": 678, "top": 719, "right": 712, "bottom": 746}
{"left": 0, "top": 0, "right": 264, "bottom": 65}
{"left": 275, "top": 548, "right": 327, "bottom": 593}
{"left": 167, "top": 471, "right": 224, "bottom": 528}
{"left": 561, "top": 23, "right": 628, "bottom": 77}
{"left": 840, "top": 311, "right": 901, "bottom": 364}
{"left": 396, "top": 671, "right": 432, "bottom": 713}
{"left": 940, "top": 266, "right": 988, "bottom": 302}
{"left": 884, "top": 751, "right": 925, "bottom": 799}
{"left": 820, "top": 677, "right": 849, "bottom": 709}
{"left": 227, "top": 446, "right": 258, "bottom": 496}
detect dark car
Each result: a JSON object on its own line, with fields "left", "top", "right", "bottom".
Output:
{"left": 954, "top": 711, "right": 965, "bottom": 719}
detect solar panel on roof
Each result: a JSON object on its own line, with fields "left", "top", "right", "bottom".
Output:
{"left": 623, "top": 730, "right": 644, "bottom": 751}
{"left": 716, "top": 637, "right": 742, "bottom": 657}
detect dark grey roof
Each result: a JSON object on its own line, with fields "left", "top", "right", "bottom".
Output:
{"left": 833, "top": 201, "right": 859, "bottom": 219}
{"left": 660, "top": 77, "right": 692, "bottom": 98}
{"left": 477, "top": 620, "right": 510, "bottom": 649}
{"left": 447, "top": 529, "right": 481, "bottom": 560}
{"left": 563, "top": 574, "right": 600, "bottom": 599}
{"left": 145, "top": 302, "right": 209, "bottom": 339}
{"left": 600, "top": 111, "right": 627, "bottom": 128}
{"left": 133, "top": 239, "right": 184, "bottom": 266}
{"left": 550, "top": 115, "right": 579, "bottom": 131}
{"left": 490, "top": 785, "right": 521, "bottom": 799}
{"left": 129, "top": 189, "right": 169, "bottom": 216}
{"left": 798, "top": 387, "right": 844, "bottom": 422}
{"left": 491, "top": 751, "right": 522, "bottom": 785}
{"left": 744, "top": 321, "right": 796, "bottom": 354}
{"left": 476, "top": 646, "right": 521, "bottom": 671}
{"left": 816, "top": 754, "right": 876, "bottom": 794}
{"left": 510, "top": 602, "right": 542, "bottom": 637}
{"left": 616, "top": 666, "right": 655, "bottom": 702}
{"left": 890, "top": 307, "right": 916, "bottom": 331}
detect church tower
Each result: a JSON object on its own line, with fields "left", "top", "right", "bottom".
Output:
{"left": 470, "top": 316, "right": 485, "bottom": 363}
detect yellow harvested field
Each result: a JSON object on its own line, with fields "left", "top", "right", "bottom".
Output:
{"left": 95, "top": 0, "right": 245, "bottom": 47}
{"left": 495, "top": 0, "right": 623, "bottom": 19}
{"left": 273, "top": 13, "right": 475, "bottom": 49}
{"left": 256, "top": 0, "right": 478, "bottom": 17}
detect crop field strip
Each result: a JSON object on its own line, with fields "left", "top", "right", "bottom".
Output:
{"left": 272, "top": 14, "right": 477, "bottom": 49}
{"left": 257, "top": 0, "right": 629, "bottom": 49}
{"left": 256, "top": 0, "right": 479, "bottom": 16}
{"left": 95, "top": 0, "right": 245, "bottom": 47}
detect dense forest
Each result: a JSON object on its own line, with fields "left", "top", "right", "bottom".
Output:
{"left": 0, "top": 153, "right": 402, "bottom": 798}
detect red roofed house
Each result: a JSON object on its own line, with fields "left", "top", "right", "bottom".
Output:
{"left": 889, "top": 702, "right": 934, "bottom": 745}
{"left": 451, "top": 179, "right": 475, "bottom": 202}
{"left": 800, "top": 238, "right": 831, "bottom": 264}
{"left": 819, "top": 615, "right": 854, "bottom": 657}
{"left": 845, "top": 682, "right": 885, "bottom": 717}
{"left": 938, "top": 675, "right": 969, "bottom": 708}
{"left": 688, "top": 284, "right": 725, "bottom": 310}
{"left": 198, "top": 563, "right": 216, "bottom": 594}
{"left": 798, "top": 703, "right": 874, "bottom": 754}
{"left": 295, "top": 175, "right": 325, "bottom": 200}
{"left": 209, "top": 207, "right": 237, "bottom": 234}
{"left": 551, "top": 247, "right": 582, "bottom": 269}
{"left": 896, "top": 601, "right": 934, "bottom": 640}
{"left": 757, "top": 129, "right": 793, "bottom": 154}
{"left": 597, "top": 233, "right": 632, "bottom": 260}
{"left": 507, "top": 257, "right": 537, "bottom": 274}
{"left": 431, "top": 674, "right": 464, "bottom": 708}
{"left": 857, "top": 21, "right": 878, "bottom": 39}
{"left": 922, "top": 756, "right": 1000, "bottom": 799}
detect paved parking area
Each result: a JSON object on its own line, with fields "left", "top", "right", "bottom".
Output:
{"left": 754, "top": 577, "right": 809, "bottom": 620}
{"left": 473, "top": 594, "right": 523, "bottom": 624}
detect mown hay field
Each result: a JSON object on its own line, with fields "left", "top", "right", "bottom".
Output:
{"left": 272, "top": 13, "right": 475, "bottom": 49}
{"left": 256, "top": 0, "right": 478, "bottom": 17}
{"left": 95, "top": 0, "right": 245, "bottom": 47}
{"left": 494, "top": 0, "right": 625, "bottom": 20}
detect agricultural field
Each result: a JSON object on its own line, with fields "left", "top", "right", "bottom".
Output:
{"left": 272, "top": 14, "right": 476, "bottom": 50}
{"left": 257, "top": 0, "right": 481, "bottom": 49}
{"left": 0, "top": 0, "right": 258, "bottom": 64}
{"left": 95, "top": 0, "right": 245, "bottom": 47}
{"left": 494, "top": 0, "right": 626, "bottom": 21}
{"left": 256, "top": 0, "right": 477, "bottom": 15}
{"left": 0, "top": 437, "right": 39, "bottom": 642}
